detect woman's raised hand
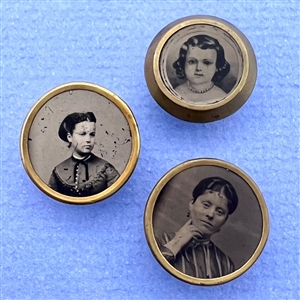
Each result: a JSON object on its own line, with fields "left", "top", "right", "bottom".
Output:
{"left": 164, "top": 219, "right": 203, "bottom": 257}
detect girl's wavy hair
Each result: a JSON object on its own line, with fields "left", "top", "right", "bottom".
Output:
{"left": 173, "top": 35, "right": 230, "bottom": 83}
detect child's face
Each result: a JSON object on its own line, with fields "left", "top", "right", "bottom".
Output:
{"left": 67, "top": 121, "right": 96, "bottom": 157}
{"left": 185, "top": 47, "right": 217, "bottom": 86}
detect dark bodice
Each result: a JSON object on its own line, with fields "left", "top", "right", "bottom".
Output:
{"left": 48, "top": 154, "right": 120, "bottom": 197}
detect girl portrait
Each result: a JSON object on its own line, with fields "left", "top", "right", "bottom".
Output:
{"left": 159, "top": 24, "right": 243, "bottom": 106}
{"left": 172, "top": 35, "right": 231, "bottom": 104}
{"left": 26, "top": 87, "right": 135, "bottom": 202}
{"left": 48, "top": 112, "right": 120, "bottom": 197}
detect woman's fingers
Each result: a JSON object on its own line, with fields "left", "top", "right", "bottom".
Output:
{"left": 188, "top": 225, "right": 204, "bottom": 238}
{"left": 176, "top": 219, "right": 204, "bottom": 240}
{"left": 175, "top": 219, "right": 194, "bottom": 239}
{"left": 167, "top": 219, "right": 205, "bottom": 255}
{"left": 176, "top": 219, "right": 192, "bottom": 234}
{"left": 193, "top": 231, "right": 204, "bottom": 239}
{"left": 181, "top": 220, "right": 203, "bottom": 235}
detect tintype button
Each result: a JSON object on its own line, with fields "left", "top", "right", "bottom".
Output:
{"left": 144, "top": 158, "right": 269, "bottom": 285}
{"left": 144, "top": 15, "right": 257, "bottom": 122}
{"left": 20, "top": 82, "right": 140, "bottom": 204}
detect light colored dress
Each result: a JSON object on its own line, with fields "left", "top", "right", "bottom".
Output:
{"left": 175, "top": 82, "right": 227, "bottom": 105}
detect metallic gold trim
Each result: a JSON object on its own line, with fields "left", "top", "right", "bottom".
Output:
{"left": 144, "top": 15, "right": 257, "bottom": 122}
{"left": 144, "top": 158, "right": 269, "bottom": 285}
{"left": 20, "top": 82, "right": 140, "bottom": 204}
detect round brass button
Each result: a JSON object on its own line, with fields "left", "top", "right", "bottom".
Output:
{"left": 144, "top": 158, "right": 269, "bottom": 285}
{"left": 20, "top": 82, "right": 140, "bottom": 204}
{"left": 144, "top": 15, "right": 257, "bottom": 122}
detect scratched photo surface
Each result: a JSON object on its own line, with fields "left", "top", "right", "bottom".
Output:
{"left": 28, "top": 89, "right": 132, "bottom": 184}
{"left": 159, "top": 24, "right": 243, "bottom": 105}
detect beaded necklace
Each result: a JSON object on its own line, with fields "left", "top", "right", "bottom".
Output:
{"left": 186, "top": 81, "right": 214, "bottom": 94}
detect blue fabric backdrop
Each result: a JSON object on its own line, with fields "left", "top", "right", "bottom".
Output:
{"left": 1, "top": 1, "right": 299, "bottom": 299}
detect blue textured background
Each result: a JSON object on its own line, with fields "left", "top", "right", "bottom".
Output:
{"left": 1, "top": 1, "right": 299, "bottom": 299}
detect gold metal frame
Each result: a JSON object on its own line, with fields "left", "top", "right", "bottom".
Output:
{"left": 144, "top": 15, "right": 257, "bottom": 122}
{"left": 144, "top": 158, "right": 269, "bottom": 285}
{"left": 20, "top": 82, "right": 140, "bottom": 204}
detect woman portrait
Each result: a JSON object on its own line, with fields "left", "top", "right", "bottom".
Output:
{"left": 172, "top": 35, "right": 231, "bottom": 104}
{"left": 148, "top": 162, "right": 266, "bottom": 283}
{"left": 48, "top": 112, "right": 120, "bottom": 197}
{"left": 156, "top": 177, "right": 238, "bottom": 279}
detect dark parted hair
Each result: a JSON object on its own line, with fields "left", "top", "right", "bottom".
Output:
{"left": 192, "top": 177, "right": 238, "bottom": 215}
{"left": 173, "top": 35, "right": 230, "bottom": 83}
{"left": 58, "top": 112, "right": 96, "bottom": 142}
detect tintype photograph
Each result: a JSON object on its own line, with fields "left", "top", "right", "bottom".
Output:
{"left": 159, "top": 24, "right": 243, "bottom": 105}
{"left": 152, "top": 164, "right": 265, "bottom": 280}
{"left": 26, "top": 87, "right": 134, "bottom": 199}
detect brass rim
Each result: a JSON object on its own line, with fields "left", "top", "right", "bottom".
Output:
{"left": 20, "top": 82, "right": 140, "bottom": 204}
{"left": 153, "top": 18, "right": 249, "bottom": 111}
{"left": 144, "top": 158, "right": 269, "bottom": 285}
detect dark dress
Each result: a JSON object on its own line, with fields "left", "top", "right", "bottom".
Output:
{"left": 48, "top": 153, "right": 120, "bottom": 197}
{"left": 157, "top": 233, "right": 234, "bottom": 279}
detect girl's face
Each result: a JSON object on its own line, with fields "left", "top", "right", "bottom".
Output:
{"left": 189, "top": 190, "right": 229, "bottom": 238}
{"left": 185, "top": 47, "right": 217, "bottom": 86}
{"left": 67, "top": 121, "right": 96, "bottom": 158}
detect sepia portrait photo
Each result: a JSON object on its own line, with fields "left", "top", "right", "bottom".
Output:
{"left": 159, "top": 24, "right": 244, "bottom": 106}
{"left": 147, "top": 162, "right": 268, "bottom": 283}
{"left": 23, "top": 84, "right": 139, "bottom": 202}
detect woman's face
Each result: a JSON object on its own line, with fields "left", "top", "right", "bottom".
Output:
{"left": 67, "top": 121, "right": 96, "bottom": 157}
{"left": 184, "top": 46, "right": 217, "bottom": 86}
{"left": 189, "top": 190, "right": 229, "bottom": 238}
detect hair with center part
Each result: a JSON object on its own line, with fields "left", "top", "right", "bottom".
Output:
{"left": 192, "top": 177, "right": 238, "bottom": 214}
{"left": 173, "top": 35, "right": 230, "bottom": 83}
